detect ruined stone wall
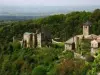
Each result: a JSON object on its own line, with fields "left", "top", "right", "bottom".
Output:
{"left": 65, "top": 43, "right": 72, "bottom": 50}
{"left": 23, "top": 33, "right": 31, "bottom": 47}
{"left": 23, "top": 31, "right": 51, "bottom": 48}
{"left": 83, "top": 26, "right": 89, "bottom": 36}
{"left": 37, "top": 33, "right": 42, "bottom": 48}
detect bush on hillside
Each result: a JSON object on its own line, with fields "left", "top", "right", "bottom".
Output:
{"left": 32, "top": 65, "right": 47, "bottom": 75}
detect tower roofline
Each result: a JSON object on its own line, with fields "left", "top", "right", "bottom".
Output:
{"left": 83, "top": 21, "right": 92, "bottom": 26}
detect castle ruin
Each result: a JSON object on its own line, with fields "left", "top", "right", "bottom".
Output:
{"left": 22, "top": 29, "right": 52, "bottom": 48}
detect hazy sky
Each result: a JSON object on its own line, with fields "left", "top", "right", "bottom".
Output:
{"left": 0, "top": 0, "right": 100, "bottom": 6}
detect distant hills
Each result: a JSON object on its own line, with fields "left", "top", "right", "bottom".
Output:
{"left": 0, "top": 5, "right": 100, "bottom": 20}
{"left": 0, "top": 16, "right": 45, "bottom": 21}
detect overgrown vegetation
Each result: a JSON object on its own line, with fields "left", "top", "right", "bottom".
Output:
{"left": 0, "top": 42, "right": 91, "bottom": 75}
{"left": 0, "top": 9, "right": 100, "bottom": 75}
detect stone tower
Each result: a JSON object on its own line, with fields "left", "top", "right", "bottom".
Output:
{"left": 83, "top": 21, "right": 91, "bottom": 37}
{"left": 37, "top": 33, "right": 42, "bottom": 48}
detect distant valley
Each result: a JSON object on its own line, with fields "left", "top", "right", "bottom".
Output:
{"left": 0, "top": 5, "right": 100, "bottom": 20}
{"left": 0, "top": 16, "right": 45, "bottom": 21}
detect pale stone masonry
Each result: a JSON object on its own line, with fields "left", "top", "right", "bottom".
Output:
{"left": 22, "top": 29, "right": 52, "bottom": 48}
{"left": 83, "top": 21, "right": 91, "bottom": 37}
{"left": 91, "top": 39, "right": 98, "bottom": 55}
{"left": 65, "top": 21, "right": 100, "bottom": 55}
{"left": 37, "top": 33, "right": 42, "bottom": 48}
{"left": 65, "top": 21, "right": 91, "bottom": 51}
{"left": 23, "top": 32, "right": 36, "bottom": 48}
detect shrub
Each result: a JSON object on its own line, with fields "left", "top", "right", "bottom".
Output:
{"left": 62, "top": 51, "right": 74, "bottom": 59}
{"left": 85, "top": 55, "right": 94, "bottom": 62}
{"left": 32, "top": 65, "right": 47, "bottom": 75}
{"left": 56, "top": 59, "right": 89, "bottom": 75}
{"left": 47, "top": 66, "right": 58, "bottom": 75}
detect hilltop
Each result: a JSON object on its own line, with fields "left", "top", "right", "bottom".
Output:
{"left": 0, "top": 9, "right": 100, "bottom": 75}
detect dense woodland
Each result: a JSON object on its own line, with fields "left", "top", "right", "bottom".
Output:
{"left": 0, "top": 9, "right": 100, "bottom": 75}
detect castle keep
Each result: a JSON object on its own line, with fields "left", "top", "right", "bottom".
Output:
{"left": 65, "top": 21, "right": 100, "bottom": 55}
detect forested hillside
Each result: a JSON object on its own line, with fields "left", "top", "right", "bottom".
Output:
{"left": 0, "top": 9, "right": 100, "bottom": 47}
{"left": 0, "top": 9, "right": 100, "bottom": 75}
